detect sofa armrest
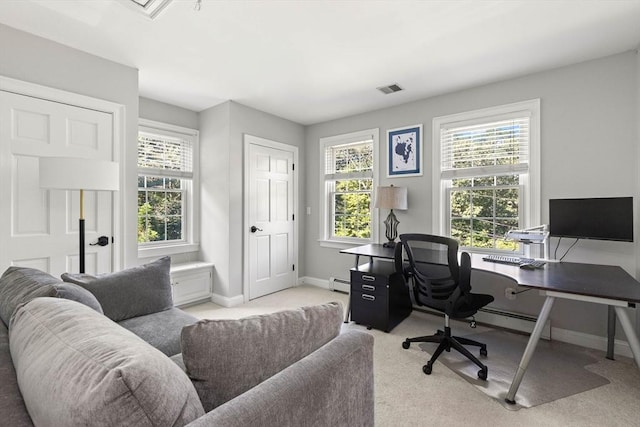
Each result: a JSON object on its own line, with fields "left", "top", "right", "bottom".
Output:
{"left": 186, "top": 330, "right": 374, "bottom": 427}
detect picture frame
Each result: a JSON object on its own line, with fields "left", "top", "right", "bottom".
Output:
{"left": 387, "top": 124, "right": 423, "bottom": 177}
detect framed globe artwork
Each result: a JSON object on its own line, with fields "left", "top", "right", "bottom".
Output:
{"left": 387, "top": 124, "right": 423, "bottom": 177}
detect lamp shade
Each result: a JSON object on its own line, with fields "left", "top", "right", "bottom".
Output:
{"left": 374, "top": 185, "right": 408, "bottom": 210}
{"left": 39, "top": 157, "right": 119, "bottom": 191}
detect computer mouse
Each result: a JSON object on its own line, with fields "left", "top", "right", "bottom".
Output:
{"left": 519, "top": 263, "right": 536, "bottom": 270}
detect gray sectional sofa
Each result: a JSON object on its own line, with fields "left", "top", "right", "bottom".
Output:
{"left": 0, "top": 258, "right": 375, "bottom": 426}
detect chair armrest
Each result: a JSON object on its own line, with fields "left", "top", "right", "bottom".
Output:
{"left": 186, "top": 330, "right": 374, "bottom": 427}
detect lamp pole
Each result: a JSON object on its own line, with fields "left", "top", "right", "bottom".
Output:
{"left": 79, "top": 189, "right": 85, "bottom": 274}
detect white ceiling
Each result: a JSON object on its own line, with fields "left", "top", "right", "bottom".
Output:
{"left": 1, "top": 0, "right": 640, "bottom": 125}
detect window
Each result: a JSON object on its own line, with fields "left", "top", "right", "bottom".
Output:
{"left": 120, "top": 0, "right": 173, "bottom": 19}
{"left": 432, "top": 100, "right": 540, "bottom": 254}
{"left": 320, "top": 129, "right": 379, "bottom": 246}
{"left": 137, "top": 119, "right": 199, "bottom": 256}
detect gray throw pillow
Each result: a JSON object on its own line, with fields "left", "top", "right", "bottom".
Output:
{"left": 61, "top": 256, "right": 173, "bottom": 321}
{"left": 181, "top": 301, "right": 344, "bottom": 411}
{"left": 0, "top": 266, "right": 59, "bottom": 326}
{"left": 53, "top": 282, "right": 103, "bottom": 314}
{"left": 9, "top": 297, "right": 205, "bottom": 426}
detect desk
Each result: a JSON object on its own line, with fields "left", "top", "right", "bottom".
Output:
{"left": 340, "top": 243, "right": 640, "bottom": 404}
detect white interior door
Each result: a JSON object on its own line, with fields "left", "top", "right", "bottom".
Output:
{"left": 247, "top": 138, "right": 296, "bottom": 300}
{"left": 0, "top": 90, "right": 115, "bottom": 277}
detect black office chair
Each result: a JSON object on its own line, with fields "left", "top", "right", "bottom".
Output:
{"left": 396, "top": 233, "right": 494, "bottom": 380}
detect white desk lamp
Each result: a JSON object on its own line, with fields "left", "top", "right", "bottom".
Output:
{"left": 374, "top": 185, "right": 408, "bottom": 248}
{"left": 39, "top": 157, "right": 119, "bottom": 273}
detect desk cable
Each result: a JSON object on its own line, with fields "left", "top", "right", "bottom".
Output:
{"left": 508, "top": 288, "right": 534, "bottom": 296}
{"left": 553, "top": 237, "right": 580, "bottom": 261}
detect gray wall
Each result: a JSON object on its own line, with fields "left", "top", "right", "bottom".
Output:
{"left": 304, "top": 51, "right": 639, "bottom": 338}
{"left": 139, "top": 97, "right": 199, "bottom": 130}
{"left": 199, "top": 101, "right": 305, "bottom": 299}
{"left": 0, "top": 24, "right": 140, "bottom": 269}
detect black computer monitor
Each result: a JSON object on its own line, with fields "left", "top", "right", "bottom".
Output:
{"left": 549, "top": 197, "right": 634, "bottom": 242}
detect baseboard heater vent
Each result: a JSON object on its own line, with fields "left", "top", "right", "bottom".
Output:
{"left": 414, "top": 306, "right": 550, "bottom": 339}
{"left": 476, "top": 307, "right": 551, "bottom": 339}
{"left": 329, "top": 277, "right": 350, "bottom": 294}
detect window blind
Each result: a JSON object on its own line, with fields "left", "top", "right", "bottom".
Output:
{"left": 440, "top": 116, "right": 529, "bottom": 180}
{"left": 324, "top": 140, "right": 373, "bottom": 181}
{"left": 138, "top": 132, "right": 193, "bottom": 179}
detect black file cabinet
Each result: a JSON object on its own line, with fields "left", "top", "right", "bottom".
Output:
{"left": 350, "top": 261, "right": 412, "bottom": 332}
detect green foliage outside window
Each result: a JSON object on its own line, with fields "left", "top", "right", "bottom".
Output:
{"left": 328, "top": 142, "right": 373, "bottom": 239}
{"left": 137, "top": 175, "right": 184, "bottom": 243}
{"left": 450, "top": 176, "right": 519, "bottom": 250}
{"left": 333, "top": 178, "right": 372, "bottom": 239}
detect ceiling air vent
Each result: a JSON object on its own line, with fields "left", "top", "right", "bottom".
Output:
{"left": 377, "top": 83, "right": 403, "bottom": 95}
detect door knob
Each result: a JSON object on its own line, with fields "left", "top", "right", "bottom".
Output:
{"left": 250, "top": 226, "right": 263, "bottom": 233}
{"left": 90, "top": 236, "right": 110, "bottom": 246}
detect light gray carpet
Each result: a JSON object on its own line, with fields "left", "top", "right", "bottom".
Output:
{"left": 185, "top": 285, "right": 640, "bottom": 426}
{"left": 419, "top": 329, "right": 611, "bottom": 410}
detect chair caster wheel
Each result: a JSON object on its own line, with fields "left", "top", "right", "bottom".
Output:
{"left": 402, "top": 341, "right": 410, "bottom": 349}
{"left": 423, "top": 363, "right": 432, "bottom": 375}
{"left": 470, "top": 320, "right": 477, "bottom": 328}
{"left": 478, "top": 368, "right": 488, "bottom": 380}
{"left": 480, "top": 347, "right": 487, "bottom": 357}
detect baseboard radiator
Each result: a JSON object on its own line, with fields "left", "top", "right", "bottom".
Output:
{"left": 329, "top": 277, "right": 350, "bottom": 294}
{"left": 476, "top": 307, "right": 551, "bottom": 339}
{"left": 415, "top": 305, "right": 551, "bottom": 340}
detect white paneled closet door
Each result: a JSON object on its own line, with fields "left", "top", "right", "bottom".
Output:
{"left": 0, "top": 90, "right": 115, "bottom": 277}
{"left": 247, "top": 139, "right": 295, "bottom": 300}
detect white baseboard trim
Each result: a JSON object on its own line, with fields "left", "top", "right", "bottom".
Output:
{"left": 210, "top": 293, "right": 244, "bottom": 307}
{"left": 299, "top": 276, "right": 331, "bottom": 289}
{"left": 551, "top": 326, "right": 633, "bottom": 359}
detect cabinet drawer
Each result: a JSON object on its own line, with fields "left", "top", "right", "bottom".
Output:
{"left": 351, "top": 269, "right": 387, "bottom": 287}
{"left": 351, "top": 281, "right": 387, "bottom": 295}
{"left": 350, "top": 290, "right": 388, "bottom": 330}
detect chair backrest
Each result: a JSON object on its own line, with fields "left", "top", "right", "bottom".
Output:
{"left": 396, "top": 234, "right": 471, "bottom": 309}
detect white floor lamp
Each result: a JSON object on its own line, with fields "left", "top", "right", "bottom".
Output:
{"left": 39, "top": 157, "right": 119, "bottom": 273}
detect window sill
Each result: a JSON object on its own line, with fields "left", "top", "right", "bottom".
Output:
{"left": 318, "top": 239, "right": 373, "bottom": 250}
{"left": 138, "top": 243, "right": 200, "bottom": 259}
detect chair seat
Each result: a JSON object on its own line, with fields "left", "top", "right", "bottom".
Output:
{"left": 452, "top": 293, "right": 494, "bottom": 319}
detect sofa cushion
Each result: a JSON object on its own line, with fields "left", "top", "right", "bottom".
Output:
{"left": 54, "top": 282, "right": 103, "bottom": 314}
{"left": 0, "top": 321, "right": 33, "bottom": 427}
{"left": 118, "top": 307, "right": 199, "bottom": 356}
{"left": 61, "top": 256, "right": 173, "bottom": 321}
{"left": 0, "top": 266, "right": 59, "bottom": 326}
{"left": 9, "top": 297, "right": 205, "bottom": 427}
{"left": 181, "top": 301, "right": 344, "bottom": 411}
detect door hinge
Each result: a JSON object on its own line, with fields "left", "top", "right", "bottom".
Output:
{"left": 292, "top": 264, "right": 295, "bottom": 271}
{"left": 292, "top": 214, "right": 295, "bottom": 220}
{"left": 292, "top": 163, "right": 295, "bottom": 171}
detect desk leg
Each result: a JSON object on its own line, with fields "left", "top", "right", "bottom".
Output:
{"left": 613, "top": 306, "right": 640, "bottom": 369}
{"left": 344, "top": 255, "right": 360, "bottom": 324}
{"left": 607, "top": 305, "right": 616, "bottom": 360}
{"left": 505, "top": 296, "right": 556, "bottom": 404}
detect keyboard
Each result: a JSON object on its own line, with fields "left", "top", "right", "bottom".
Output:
{"left": 482, "top": 255, "right": 546, "bottom": 269}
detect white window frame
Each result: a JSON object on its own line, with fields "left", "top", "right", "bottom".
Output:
{"left": 319, "top": 128, "right": 379, "bottom": 248}
{"left": 137, "top": 119, "right": 200, "bottom": 258}
{"left": 432, "top": 99, "right": 541, "bottom": 255}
